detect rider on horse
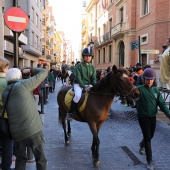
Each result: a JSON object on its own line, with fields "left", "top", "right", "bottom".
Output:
{"left": 66, "top": 47, "right": 97, "bottom": 121}
{"left": 61, "top": 60, "right": 68, "bottom": 74}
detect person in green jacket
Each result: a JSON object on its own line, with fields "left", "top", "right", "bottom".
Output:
{"left": 2, "top": 67, "right": 48, "bottom": 170}
{"left": 69, "top": 61, "right": 76, "bottom": 73}
{"left": 66, "top": 47, "right": 96, "bottom": 121}
{"left": 0, "top": 57, "right": 13, "bottom": 170}
{"left": 136, "top": 68, "right": 170, "bottom": 170}
{"left": 48, "top": 69, "right": 55, "bottom": 92}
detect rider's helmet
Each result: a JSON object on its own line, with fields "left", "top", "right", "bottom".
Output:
{"left": 143, "top": 68, "right": 156, "bottom": 79}
{"left": 82, "top": 47, "right": 94, "bottom": 58}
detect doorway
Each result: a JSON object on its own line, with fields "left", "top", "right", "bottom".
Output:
{"left": 118, "top": 41, "right": 125, "bottom": 67}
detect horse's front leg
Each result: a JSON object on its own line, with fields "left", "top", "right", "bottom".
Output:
{"left": 90, "top": 124, "right": 100, "bottom": 167}
{"left": 91, "top": 137, "right": 95, "bottom": 158}
{"left": 93, "top": 135, "right": 100, "bottom": 167}
{"left": 62, "top": 119, "right": 70, "bottom": 145}
{"left": 67, "top": 121, "right": 71, "bottom": 136}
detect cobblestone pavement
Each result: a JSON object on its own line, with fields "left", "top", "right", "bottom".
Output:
{"left": 25, "top": 80, "right": 170, "bottom": 170}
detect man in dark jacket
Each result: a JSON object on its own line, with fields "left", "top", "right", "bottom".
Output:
{"left": 2, "top": 67, "right": 48, "bottom": 170}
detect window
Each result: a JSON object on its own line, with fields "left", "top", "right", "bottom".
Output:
{"left": 39, "top": 39, "right": 41, "bottom": 50}
{"left": 98, "top": 28, "right": 101, "bottom": 38}
{"left": 98, "top": 4, "right": 101, "bottom": 16}
{"left": 103, "top": 24, "right": 105, "bottom": 34}
{"left": 82, "top": 1, "right": 86, "bottom": 7}
{"left": 103, "top": 48, "right": 105, "bottom": 63}
{"left": 40, "top": 19, "right": 41, "bottom": 30}
{"left": 90, "top": 13, "right": 93, "bottom": 23}
{"left": 31, "top": 7, "right": 34, "bottom": 21}
{"left": 108, "top": 45, "right": 112, "bottom": 62}
{"left": 32, "top": 32, "right": 34, "bottom": 46}
{"left": 98, "top": 50, "right": 100, "bottom": 64}
{"left": 35, "top": 0, "right": 38, "bottom": 4}
{"left": 140, "top": 33, "right": 148, "bottom": 45}
{"left": 42, "top": 31, "right": 45, "bottom": 38}
{"left": 109, "top": 0, "right": 113, "bottom": 5}
{"left": 109, "top": 18, "right": 112, "bottom": 30}
{"left": 141, "top": 0, "right": 149, "bottom": 16}
{"left": 35, "top": 36, "right": 38, "bottom": 48}
{"left": 120, "top": 7, "right": 123, "bottom": 22}
{"left": 35, "top": 14, "right": 38, "bottom": 26}
{"left": 42, "top": 46, "right": 45, "bottom": 55}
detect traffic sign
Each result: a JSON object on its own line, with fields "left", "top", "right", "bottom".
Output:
{"left": 141, "top": 49, "right": 159, "bottom": 54}
{"left": 130, "top": 40, "right": 139, "bottom": 50}
{"left": 4, "top": 7, "right": 29, "bottom": 32}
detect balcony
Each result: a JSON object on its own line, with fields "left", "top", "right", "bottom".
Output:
{"left": 46, "top": 40, "right": 51, "bottom": 49}
{"left": 4, "top": 40, "right": 13, "bottom": 53}
{"left": 4, "top": 27, "right": 27, "bottom": 45}
{"left": 46, "top": 55, "right": 51, "bottom": 60}
{"left": 115, "top": 0, "right": 122, "bottom": 5}
{"left": 94, "top": 32, "right": 112, "bottom": 47}
{"left": 111, "top": 22, "right": 125, "bottom": 39}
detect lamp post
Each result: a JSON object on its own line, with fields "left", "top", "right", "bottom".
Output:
{"left": 89, "top": 39, "right": 94, "bottom": 63}
{"left": 89, "top": 39, "right": 94, "bottom": 56}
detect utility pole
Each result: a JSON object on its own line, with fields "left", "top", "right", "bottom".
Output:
{"left": 0, "top": 1, "right": 4, "bottom": 57}
{"left": 13, "top": 0, "right": 19, "bottom": 68}
{"left": 138, "top": 36, "right": 141, "bottom": 63}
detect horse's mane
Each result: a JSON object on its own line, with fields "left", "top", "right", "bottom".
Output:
{"left": 90, "top": 72, "right": 112, "bottom": 92}
{"left": 90, "top": 68, "right": 129, "bottom": 93}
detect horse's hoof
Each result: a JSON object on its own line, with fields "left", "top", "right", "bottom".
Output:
{"left": 93, "top": 160, "right": 100, "bottom": 168}
{"left": 65, "top": 141, "right": 70, "bottom": 146}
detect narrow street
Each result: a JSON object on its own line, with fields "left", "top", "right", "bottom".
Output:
{"left": 25, "top": 80, "right": 170, "bottom": 170}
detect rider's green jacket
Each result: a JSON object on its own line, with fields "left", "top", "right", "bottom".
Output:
{"left": 136, "top": 85, "right": 170, "bottom": 117}
{"left": 74, "top": 62, "right": 96, "bottom": 89}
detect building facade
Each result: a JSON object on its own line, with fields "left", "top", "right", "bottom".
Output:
{"left": 1, "top": 0, "right": 66, "bottom": 70}
{"left": 85, "top": 0, "right": 170, "bottom": 71}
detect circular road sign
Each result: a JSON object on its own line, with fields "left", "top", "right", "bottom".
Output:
{"left": 4, "top": 7, "right": 29, "bottom": 32}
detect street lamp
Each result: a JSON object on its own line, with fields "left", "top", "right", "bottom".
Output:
{"left": 90, "top": 39, "right": 94, "bottom": 48}
{"left": 89, "top": 39, "right": 94, "bottom": 58}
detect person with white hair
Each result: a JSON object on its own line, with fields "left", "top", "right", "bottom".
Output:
{"left": 2, "top": 67, "right": 48, "bottom": 170}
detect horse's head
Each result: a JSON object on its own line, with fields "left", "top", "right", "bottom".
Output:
{"left": 112, "top": 65, "right": 140, "bottom": 101}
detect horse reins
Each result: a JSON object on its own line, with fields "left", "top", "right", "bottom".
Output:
{"left": 113, "top": 76, "right": 137, "bottom": 98}
{"left": 88, "top": 72, "right": 137, "bottom": 98}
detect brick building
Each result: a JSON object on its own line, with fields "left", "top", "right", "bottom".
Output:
{"left": 85, "top": 0, "right": 170, "bottom": 71}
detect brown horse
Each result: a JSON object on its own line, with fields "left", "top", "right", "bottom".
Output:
{"left": 57, "top": 65, "right": 140, "bottom": 167}
{"left": 59, "top": 67, "right": 69, "bottom": 86}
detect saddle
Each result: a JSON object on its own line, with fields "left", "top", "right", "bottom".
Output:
{"left": 64, "top": 89, "right": 89, "bottom": 113}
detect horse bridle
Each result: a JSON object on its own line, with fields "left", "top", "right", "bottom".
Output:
{"left": 113, "top": 76, "right": 137, "bottom": 98}
{"left": 88, "top": 72, "right": 137, "bottom": 97}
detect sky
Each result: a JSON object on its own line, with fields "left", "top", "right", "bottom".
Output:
{"left": 49, "top": 0, "right": 82, "bottom": 59}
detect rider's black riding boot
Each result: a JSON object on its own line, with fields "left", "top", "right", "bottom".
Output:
{"left": 66, "top": 100, "right": 77, "bottom": 121}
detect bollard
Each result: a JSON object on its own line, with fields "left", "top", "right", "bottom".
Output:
{"left": 41, "top": 89, "right": 44, "bottom": 114}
